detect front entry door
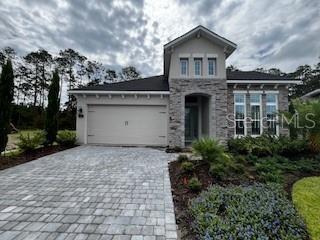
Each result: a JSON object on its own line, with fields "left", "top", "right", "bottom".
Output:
{"left": 185, "top": 106, "right": 198, "bottom": 144}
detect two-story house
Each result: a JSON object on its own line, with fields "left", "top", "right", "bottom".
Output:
{"left": 70, "top": 26, "right": 299, "bottom": 147}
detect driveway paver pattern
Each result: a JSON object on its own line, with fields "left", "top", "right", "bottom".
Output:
{"left": 0, "top": 146, "right": 177, "bottom": 240}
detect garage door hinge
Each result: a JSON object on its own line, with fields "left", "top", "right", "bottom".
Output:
{"left": 159, "top": 112, "right": 167, "bottom": 114}
{"left": 158, "top": 136, "right": 166, "bottom": 138}
{"left": 88, "top": 134, "right": 95, "bottom": 137}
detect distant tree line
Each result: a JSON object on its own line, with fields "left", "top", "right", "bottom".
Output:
{"left": 0, "top": 46, "right": 141, "bottom": 109}
{"left": 0, "top": 46, "right": 141, "bottom": 131}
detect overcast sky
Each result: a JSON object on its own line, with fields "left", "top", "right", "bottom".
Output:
{"left": 0, "top": 0, "right": 319, "bottom": 77}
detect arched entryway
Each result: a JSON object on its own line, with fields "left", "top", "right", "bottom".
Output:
{"left": 185, "top": 94, "right": 210, "bottom": 145}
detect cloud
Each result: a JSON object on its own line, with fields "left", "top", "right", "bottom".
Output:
{"left": 0, "top": 0, "right": 319, "bottom": 78}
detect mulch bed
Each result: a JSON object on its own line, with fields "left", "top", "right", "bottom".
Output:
{"left": 0, "top": 145, "right": 76, "bottom": 170}
{"left": 169, "top": 159, "right": 320, "bottom": 239}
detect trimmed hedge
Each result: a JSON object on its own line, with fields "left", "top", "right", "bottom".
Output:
{"left": 190, "top": 184, "right": 308, "bottom": 239}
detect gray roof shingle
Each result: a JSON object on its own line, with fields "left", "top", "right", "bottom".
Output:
{"left": 71, "top": 75, "right": 169, "bottom": 91}
{"left": 226, "top": 70, "right": 295, "bottom": 80}
{"left": 71, "top": 71, "right": 297, "bottom": 92}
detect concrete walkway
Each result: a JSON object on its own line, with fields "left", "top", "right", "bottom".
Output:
{"left": 0, "top": 146, "right": 177, "bottom": 240}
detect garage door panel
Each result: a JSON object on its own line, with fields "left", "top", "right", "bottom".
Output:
{"left": 87, "top": 105, "right": 167, "bottom": 145}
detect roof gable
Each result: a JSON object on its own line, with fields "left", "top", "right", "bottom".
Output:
{"left": 164, "top": 25, "right": 237, "bottom": 58}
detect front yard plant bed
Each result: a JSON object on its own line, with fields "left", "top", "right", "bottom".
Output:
{"left": 0, "top": 145, "right": 75, "bottom": 170}
{"left": 190, "top": 184, "right": 308, "bottom": 239}
{"left": 169, "top": 136, "right": 320, "bottom": 239}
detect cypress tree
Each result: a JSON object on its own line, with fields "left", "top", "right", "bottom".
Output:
{"left": 0, "top": 60, "right": 14, "bottom": 153}
{"left": 45, "top": 70, "right": 60, "bottom": 145}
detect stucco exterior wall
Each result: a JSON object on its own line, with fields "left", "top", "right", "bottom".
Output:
{"left": 227, "top": 85, "right": 289, "bottom": 138}
{"left": 74, "top": 94, "right": 169, "bottom": 144}
{"left": 168, "top": 37, "right": 226, "bottom": 79}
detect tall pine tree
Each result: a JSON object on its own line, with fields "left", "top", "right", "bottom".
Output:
{"left": 45, "top": 70, "right": 60, "bottom": 145}
{"left": 0, "top": 60, "right": 14, "bottom": 153}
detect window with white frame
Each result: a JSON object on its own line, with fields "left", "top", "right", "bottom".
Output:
{"left": 234, "top": 93, "right": 246, "bottom": 136}
{"left": 250, "top": 94, "right": 262, "bottom": 135}
{"left": 194, "top": 58, "right": 202, "bottom": 76}
{"left": 180, "top": 58, "right": 188, "bottom": 76}
{"left": 266, "top": 93, "right": 278, "bottom": 135}
{"left": 208, "top": 58, "right": 216, "bottom": 76}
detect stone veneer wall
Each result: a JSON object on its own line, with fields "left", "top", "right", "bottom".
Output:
{"left": 168, "top": 78, "right": 228, "bottom": 147}
{"left": 227, "top": 85, "right": 289, "bottom": 138}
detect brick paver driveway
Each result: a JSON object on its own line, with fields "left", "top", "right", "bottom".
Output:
{"left": 0, "top": 146, "right": 177, "bottom": 240}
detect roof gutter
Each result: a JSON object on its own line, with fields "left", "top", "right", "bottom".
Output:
{"left": 68, "top": 90, "right": 170, "bottom": 95}
{"left": 226, "top": 80, "right": 301, "bottom": 84}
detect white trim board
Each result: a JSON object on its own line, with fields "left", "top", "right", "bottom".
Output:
{"left": 69, "top": 90, "right": 170, "bottom": 95}
{"left": 233, "top": 90, "right": 279, "bottom": 94}
{"left": 227, "top": 80, "right": 301, "bottom": 84}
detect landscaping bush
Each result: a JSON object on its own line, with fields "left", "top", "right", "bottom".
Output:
{"left": 181, "top": 161, "right": 194, "bottom": 172}
{"left": 56, "top": 130, "right": 76, "bottom": 147}
{"left": 193, "top": 138, "right": 244, "bottom": 179}
{"left": 177, "top": 154, "right": 188, "bottom": 162}
{"left": 188, "top": 177, "right": 202, "bottom": 191}
{"left": 17, "top": 131, "right": 45, "bottom": 152}
{"left": 251, "top": 145, "right": 272, "bottom": 157}
{"left": 228, "top": 135, "right": 310, "bottom": 158}
{"left": 190, "top": 184, "right": 308, "bottom": 239}
{"left": 277, "top": 136, "right": 309, "bottom": 157}
{"left": 285, "top": 100, "right": 320, "bottom": 153}
{"left": 192, "top": 138, "right": 225, "bottom": 163}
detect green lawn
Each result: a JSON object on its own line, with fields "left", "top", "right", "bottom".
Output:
{"left": 293, "top": 177, "right": 320, "bottom": 240}
{"left": 7, "top": 130, "right": 40, "bottom": 151}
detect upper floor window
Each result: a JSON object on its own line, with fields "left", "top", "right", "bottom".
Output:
{"left": 250, "top": 94, "right": 262, "bottom": 135}
{"left": 234, "top": 93, "right": 246, "bottom": 136}
{"left": 266, "top": 93, "right": 278, "bottom": 135}
{"left": 194, "top": 58, "right": 202, "bottom": 76}
{"left": 180, "top": 58, "right": 188, "bottom": 76}
{"left": 208, "top": 58, "right": 217, "bottom": 76}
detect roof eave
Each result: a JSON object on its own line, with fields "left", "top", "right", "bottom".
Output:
{"left": 68, "top": 90, "right": 170, "bottom": 95}
{"left": 226, "top": 80, "right": 301, "bottom": 84}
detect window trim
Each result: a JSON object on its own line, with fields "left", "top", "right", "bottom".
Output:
{"left": 250, "top": 93, "right": 262, "bottom": 137}
{"left": 194, "top": 58, "right": 202, "bottom": 76}
{"left": 234, "top": 93, "right": 246, "bottom": 137}
{"left": 208, "top": 58, "right": 217, "bottom": 76}
{"left": 266, "top": 93, "right": 279, "bottom": 136}
{"left": 180, "top": 58, "right": 189, "bottom": 76}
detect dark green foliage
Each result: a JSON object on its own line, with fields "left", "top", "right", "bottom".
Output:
{"left": 251, "top": 155, "right": 320, "bottom": 183}
{"left": 45, "top": 70, "right": 60, "bottom": 145}
{"left": 192, "top": 138, "right": 225, "bottom": 163}
{"left": 190, "top": 184, "right": 308, "bottom": 239}
{"left": 17, "top": 131, "right": 45, "bottom": 152}
{"left": 288, "top": 101, "right": 298, "bottom": 139}
{"left": 0, "top": 60, "right": 14, "bottom": 153}
{"left": 10, "top": 105, "right": 75, "bottom": 130}
{"left": 193, "top": 138, "right": 243, "bottom": 179}
{"left": 251, "top": 146, "right": 272, "bottom": 157}
{"left": 228, "top": 135, "right": 309, "bottom": 158}
{"left": 188, "top": 177, "right": 202, "bottom": 191}
{"left": 56, "top": 130, "right": 76, "bottom": 147}
{"left": 58, "top": 108, "right": 76, "bottom": 130}
{"left": 177, "top": 154, "right": 188, "bottom": 162}
{"left": 181, "top": 161, "right": 194, "bottom": 172}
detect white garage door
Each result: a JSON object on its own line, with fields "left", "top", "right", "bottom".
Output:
{"left": 87, "top": 105, "right": 167, "bottom": 146}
